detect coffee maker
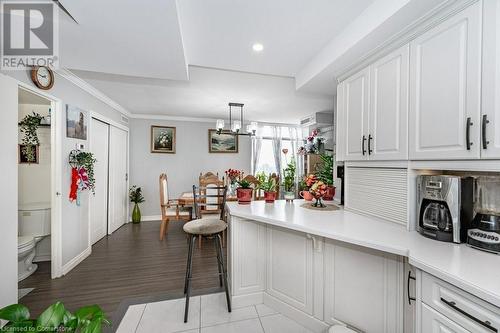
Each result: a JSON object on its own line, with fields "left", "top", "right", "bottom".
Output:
{"left": 417, "top": 175, "right": 474, "bottom": 243}
{"left": 467, "top": 176, "right": 500, "bottom": 254}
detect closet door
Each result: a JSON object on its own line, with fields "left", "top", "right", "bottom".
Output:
{"left": 90, "top": 119, "right": 109, "bottom": 244}
{"left": 109, "top": 126, "right": 128, "bottom": 234}
{"left": 344, "top": 67, "right": 370, "bottom": 161}
{"left": 409, "top": 3, "right": 481, "bottom": 160}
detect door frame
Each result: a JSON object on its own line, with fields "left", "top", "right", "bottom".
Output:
{"left": 18, "top": 82, "right": 64, "bottom": 279}
{"left": 89, "top": 111, "right": 129, "bottom": 239}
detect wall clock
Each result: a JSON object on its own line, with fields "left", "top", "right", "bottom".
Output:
{"left": 30, "top": 66, "right": 54, "bottom": 90}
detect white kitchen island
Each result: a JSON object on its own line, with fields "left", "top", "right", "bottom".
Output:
{"left": 226, "top": 200, "right": 500, "bottom": 333}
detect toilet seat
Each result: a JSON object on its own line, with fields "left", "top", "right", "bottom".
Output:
{"left": 329, "top": 326, "right": 357, "bottom": 333}
{"left": 18, "top": 236, "right": 35, "bottom": 251}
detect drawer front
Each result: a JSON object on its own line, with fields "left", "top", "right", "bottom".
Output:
{"left": 421, "top": 303, "right": 471, "bottom": 333}
{"left": 421, "top": 272, "right": 500, "bottom": 333}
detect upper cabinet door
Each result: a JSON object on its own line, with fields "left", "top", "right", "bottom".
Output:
{"left": 369, "top": 45, "right": 409, "bottom": 160}
{"left": 344, "top": 67, "right": 370, "bottom": 161}
{"left": 409, "top": 3, "right": 482, "bottom": 160}
{"left": 481, "top": 0, "right": 500, "bottom": 159}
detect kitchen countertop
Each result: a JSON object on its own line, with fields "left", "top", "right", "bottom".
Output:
{"left": 226, "top": 200, "right": 500, "bottom": 309}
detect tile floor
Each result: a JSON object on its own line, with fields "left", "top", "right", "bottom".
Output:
{"left": 116, "top": 292, "right": 314, "bottom": 333}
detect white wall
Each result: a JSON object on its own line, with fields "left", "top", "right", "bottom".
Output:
{"left": 1, "top": 69, "right": 129, "bottom": 284}
{"left": 129, "top": 118, "right": 251, "bottom": 217}
{"left": 0, "top": 74, "right": 19, "bottom": 308}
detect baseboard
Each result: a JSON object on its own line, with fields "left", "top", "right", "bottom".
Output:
{"left": 61, "top": 247, "right": 91, "bottom": 276}
{"left": 33, "top": 254, "right": 51, "bottom": 262}
{"left": 263, "top": 293, "right": 329, "bottom": 333}
{"left": 231, "top": 292, "right": 264, "bottom": 308}
{"left": 131, "top": 215, "right": 161, "bottom": 222}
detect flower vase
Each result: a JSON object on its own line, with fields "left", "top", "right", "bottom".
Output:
{"left": 312, "top": 197, "right": 326, "bottom": 208}
{"left": 132, "top": 203, "right": 141, "bottom": 223}
{"left": 229, "top": 181, "right": 238, "bottom": 196}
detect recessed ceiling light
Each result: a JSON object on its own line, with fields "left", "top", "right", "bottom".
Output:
{"left": 252, "top": 43, "right": 264, "bottom": 52}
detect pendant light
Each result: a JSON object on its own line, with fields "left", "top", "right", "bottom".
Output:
{"left": 216, "top": 103, "right": 257, "bottom": 136}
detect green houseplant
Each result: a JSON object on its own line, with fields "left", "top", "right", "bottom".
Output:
{"left": 129, "top": 186, "right": 145, "bottom": 223}
{"left": 19, "top": 112, "right": 43, "bottom": 163}
{"left": 0, "top": 302, "right": 110, "bottom": 333}
{"left": 282, "top": 159, "right": 296, "bottom": 201}
{"left": 316, "top": 154, "right": 335, "bottom": 200}
{"left": 236, "top": 179, "right": 253, "bottom": 205}
{"left": 258, "top": 176, "right": 277, "bottom": 203}
{"left": 74, "top": 151, "right": 97, "bottom": 194}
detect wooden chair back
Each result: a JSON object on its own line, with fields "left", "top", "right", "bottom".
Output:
{"left": 159, "top": 173, "right": 169, "bottom": 213}
{"left": 270, "top": 173, "right": 280, "bottom": 198}
{"left": 192, "top": 185, "right": 228, "bottom": 220}
{"left": 199, "top": 172, "right": 224, "bottom": 214}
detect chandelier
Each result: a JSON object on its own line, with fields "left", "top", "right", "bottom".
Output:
{"left": 216, "top": 103, "right": 257, "bottom": 136}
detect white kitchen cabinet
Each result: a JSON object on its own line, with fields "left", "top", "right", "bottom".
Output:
{"left": 420, "top": 303, "right": 471, "bottom": 333}
{"left": 335, "top": 81, "right": 346, "bottom": 161}
{"left": 480, "top": 0, "right": 500, "bottom": 159}
{"left": 266, "top": 226, "right": 314, "bottom": 315}
{"left": 324, "top": 240, "right": 404, "bottom": 333}
{"left": 338, "top": 45, "right": 409, "bottom": 162}
{"left": 409, "top": 2, "right": 482, "bottom": 160}
{"left": 343, "top": 66, "right": 370, "bottom": 161}
{"left": 370, "top": 45, "right": 409, "bottom": 160}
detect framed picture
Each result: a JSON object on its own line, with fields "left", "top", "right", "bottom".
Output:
{"left": 208, "top": 129, "right": 239, "bottom": 153}
{"left": 66, "top": 105, "right": 88, "bottom": 140}
{"left": 19, "top": 144, "right": 39, "bottom": 164}
{"left": 151, "top": 126, "right": 176, "bottom": 153}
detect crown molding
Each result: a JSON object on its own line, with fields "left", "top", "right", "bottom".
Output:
{"left": 55, "top": 68, "right": 132, "bottom": 117}
{"left": 129, "top": 113, "right": 217, "bottom": 123}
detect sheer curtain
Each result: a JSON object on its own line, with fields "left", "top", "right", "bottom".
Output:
{"left": 271, "top": 126, "right": 282, "bottom": 178}
{"left": 288, "top": 127, "right": 303, "bottom": 192}
{"left": 251, "top": 135, "right": 262, "bottom": 175}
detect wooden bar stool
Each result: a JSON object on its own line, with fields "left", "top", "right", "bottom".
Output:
{"left": 183, "top": 184, "right": 231, "bottom": 323}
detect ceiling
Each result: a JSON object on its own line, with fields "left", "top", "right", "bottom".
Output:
{"left": 55, "top": 0, "right": 449, "bottom": 122}
{"left": 73, "top": 66, "right": 333, "bottom": 123}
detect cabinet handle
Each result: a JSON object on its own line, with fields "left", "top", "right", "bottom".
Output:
{"left": 362, "top": 135, "right": 367, "bottom": 155}
{"left": 441, "top": 297, "right": 497, "bottom": 332}
{"left": 368, "top": 134, "right": 373, "bottom": 155}
{"left": 466, "top": 117, "right": 473, "bottom": 150}
{"left": 482, "top": 115, "right": 490, "bottom": 149}
{"left": 407, "top": 271, "right": 416, "bottom": 305}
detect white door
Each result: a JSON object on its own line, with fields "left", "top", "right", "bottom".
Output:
{"left": 370, "top": 44, "right": 409, "bottom": 160}
{"left": 344, "top": 66, "right": 370, "bottom": 161}
{"left": 419, "top": 303, "right": 471, "bottom": 333}
{"left": 481, "top": 0, "right": 500, "bottom": 159}
{"left": 324, "top": 240, "right": 404, "bottom": 333}
{"left": 409, "top": 3, "right": 481, "bottom": 160}
{"left": 90, "top": 118, "right": 109, "bottom": 244}
{"left": 109, "top": 126, "right": 128, "bottom": 234}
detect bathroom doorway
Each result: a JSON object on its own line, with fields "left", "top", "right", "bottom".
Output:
{"left": 17, "top": 86, "right": 62, "bottom": 300}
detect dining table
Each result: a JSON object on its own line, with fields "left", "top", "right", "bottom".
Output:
{"left": 177, "top": 191, "right": 237, "bottom": 206}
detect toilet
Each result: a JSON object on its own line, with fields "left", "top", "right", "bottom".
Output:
{"left": 18, "top": 202, "right": 51, "bottom": 282}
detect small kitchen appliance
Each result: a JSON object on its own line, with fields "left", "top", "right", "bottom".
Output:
{"left": 467, "top": 176, "right": 500, "bottom": 254}
{"left": 417, "top": 175, "right": 474, "bottom": 243}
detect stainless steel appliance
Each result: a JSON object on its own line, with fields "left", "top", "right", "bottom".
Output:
{"left": 417, "top": 175, "right": 474, "bottom": 243}
{"left": 467, "top": 176, "right": 500, "bottom": 254}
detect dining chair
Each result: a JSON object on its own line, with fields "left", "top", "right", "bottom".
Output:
{"left": 183, "top": 184, "right": 230, "bottom": 323}
{"left": 159, "top": 173, "right": 191, "bottom": 240}
{"left": 270, "top": 173, "right": 280, "bottom": 198}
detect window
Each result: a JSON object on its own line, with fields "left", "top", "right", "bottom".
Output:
{"left": 252, "top": 126, "right": 300, "bottom": 176}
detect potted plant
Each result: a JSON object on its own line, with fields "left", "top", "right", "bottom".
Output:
{"left": 225, "top": 168, "right": 242, "bottom": 196}
{"left": 299, "top": 174, "right": 315, "bottom": 201}
{"left": 129, "top": 186, "right": 145, "bottom": 223}
{"left": 19, "top": 112, "right": 43, "bottom": 163}
{"left": 282, "top": 159, "right": 296, "bottom": 202}
{"left": 317, "top": 154, "right": 335, "bottom": 200}
{"left": 236, "top": 179, "right": 253, "bottom": 204}
{"left": 258, "top": 176, "right": 277, "bottom": 203}
{"left": 0, "top": 302, "right": 110, "bottom": 332}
